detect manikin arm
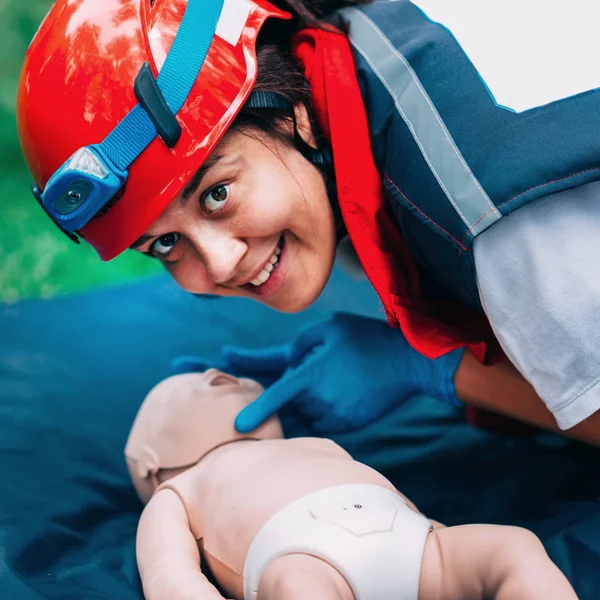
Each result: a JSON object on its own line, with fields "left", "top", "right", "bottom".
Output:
{"left": 419, "top": 524, "right": 577, "bottom": 600}
{"left": 136, "top": 489, "right": 227, "bottom": 600}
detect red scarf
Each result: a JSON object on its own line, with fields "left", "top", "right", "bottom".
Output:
{"left": 292, "top": 28, "right": 497, "bottom": 364}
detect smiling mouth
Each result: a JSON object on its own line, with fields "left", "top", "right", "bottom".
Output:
{"left": 248, "top": 236, "right": 283, "bottom": 287}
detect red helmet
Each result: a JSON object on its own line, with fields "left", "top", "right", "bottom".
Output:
{"left": 17, "top": 0, "right": 289, "bottom": 260}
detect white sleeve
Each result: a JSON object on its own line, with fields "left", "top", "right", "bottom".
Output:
{"left": 474, "top": 180, "right": 600, "bottom": 430}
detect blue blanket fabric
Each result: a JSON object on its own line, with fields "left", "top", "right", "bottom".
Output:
{"left": 2, "top": 268, "right": 600, "bottom": 599}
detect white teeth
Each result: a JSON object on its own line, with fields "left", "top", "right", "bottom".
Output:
{"left": 249, "top": 243, "right": 282, "bottom": 287}
{"left": 257, "top": 271, "right": 270, "bottom": 284}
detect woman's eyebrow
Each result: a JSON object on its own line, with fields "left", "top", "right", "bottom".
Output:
{"left": 129, "top": 153, "right": 226, "bottom": 249}
{"left": 180, "top": 153, "right": 224, "bottom": 205}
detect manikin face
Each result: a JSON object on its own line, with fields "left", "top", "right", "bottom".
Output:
{"left": 125, "top": 370, "right": 283, "bottom": 504}
{"left": 131, "top": 108, "right": 337, "bottom": 313}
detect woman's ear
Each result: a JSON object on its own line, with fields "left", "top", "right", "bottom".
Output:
{"left": 294, "top": 103, "right": 319, "bottom": 150}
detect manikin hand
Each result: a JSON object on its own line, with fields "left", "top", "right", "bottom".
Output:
{"left": 173, "top": 313, "right": 464, "bottom": 434}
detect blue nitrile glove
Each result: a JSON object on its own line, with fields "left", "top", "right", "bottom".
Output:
{"left": 231, "top": 312, "right": 465, "bottom": 434}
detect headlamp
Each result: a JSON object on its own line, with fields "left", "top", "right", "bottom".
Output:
{"left": 41, "top": 146, "right": 127, "bottom": 233}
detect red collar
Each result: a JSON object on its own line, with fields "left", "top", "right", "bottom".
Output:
{"left": 292, "top": 28, "right": 493, "bottom": 363}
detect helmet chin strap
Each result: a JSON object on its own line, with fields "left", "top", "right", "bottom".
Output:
{"left": 244, "top": 90, "right": 346, "bottom": 242}
{"left": 244, "top": 90, "right": 333, "bottom": 167}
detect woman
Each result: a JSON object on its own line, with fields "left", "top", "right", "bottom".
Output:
{"left": 17, "top": 0, "right": 600, "bottom": 445}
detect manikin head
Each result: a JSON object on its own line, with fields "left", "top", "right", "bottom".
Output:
{"left": 125, "top": 370, "right": 283, "bottom": 504}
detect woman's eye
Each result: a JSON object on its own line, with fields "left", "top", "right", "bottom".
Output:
{"left": 202, "top": 184, "right": 229, "bottom": 214}
{"left": 150, "top": 232, "right": 180, "bottom": 257}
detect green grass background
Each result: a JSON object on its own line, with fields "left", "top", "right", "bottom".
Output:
{"left": 0, "top": 1, "right": 161, "bottom": 303}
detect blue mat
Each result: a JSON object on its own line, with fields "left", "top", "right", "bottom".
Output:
{"left": 2, "top": 268, "right": 600, "bottom": 599}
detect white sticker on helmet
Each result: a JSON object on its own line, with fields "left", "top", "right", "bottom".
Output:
{"left": 215, "top": 0, "right": 251, "bottom": 47}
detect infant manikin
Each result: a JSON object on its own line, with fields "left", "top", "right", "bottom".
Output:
{"left": 125, "top": 370, "right": 578, "bottom": 600}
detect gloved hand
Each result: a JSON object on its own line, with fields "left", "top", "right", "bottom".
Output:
{"left": 227, "top": 312, "right": 465, "bottom": 434}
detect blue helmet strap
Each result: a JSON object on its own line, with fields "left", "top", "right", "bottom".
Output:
{"left": 133, "top": 62, "right": 182, "bottom": 149}
{"left": 98, "top": 0, "right": 225, "bottom": 173}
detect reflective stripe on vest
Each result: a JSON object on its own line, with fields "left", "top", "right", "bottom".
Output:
{"left": 340, "top": 6, "right": 501, "bottom": 237}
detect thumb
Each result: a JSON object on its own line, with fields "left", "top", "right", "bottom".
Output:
{"left": 234, "top": 369, "right": 307, "bottom": 433}
{"left": 222, "top": 344, "right": 290, "bottom": 373}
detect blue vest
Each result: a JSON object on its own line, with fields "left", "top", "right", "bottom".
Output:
{"left": 339, "top": 1, "right": 600, "bottom": 309}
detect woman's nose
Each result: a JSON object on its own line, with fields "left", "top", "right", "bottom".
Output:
{"left": 190, "top": 230, "right": 246, "bottom": 285}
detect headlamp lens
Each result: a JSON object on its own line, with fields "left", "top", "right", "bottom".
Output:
{"left": 64, "top": 147, "right": 109, "bottom": 179}
{"left": 53, "top": 179, "right": 93, "bottom": 215}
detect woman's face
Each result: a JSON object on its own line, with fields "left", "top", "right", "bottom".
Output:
{"left": 131, "top": 115, "right": 337, "bottom": 313}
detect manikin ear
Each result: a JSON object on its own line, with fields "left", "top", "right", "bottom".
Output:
{"left": 293, "top": 103, "right": 319, "bottom": 150}
{"left": 138, "top": 445, "right": 160, "bottom": 479}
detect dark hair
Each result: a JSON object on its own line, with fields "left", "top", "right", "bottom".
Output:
{"left": 233, "top": 0, "right": 368, "bottom": 143}
{"left": 233, "top": 45, "right": 313, "bottom": 144}
{"left": 279, "top": 0, "right": 368, "bottom": 29}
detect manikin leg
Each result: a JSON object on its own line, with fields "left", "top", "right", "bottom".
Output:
{"left": 257, "top": 553, "right": 355, "bottom": 600}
